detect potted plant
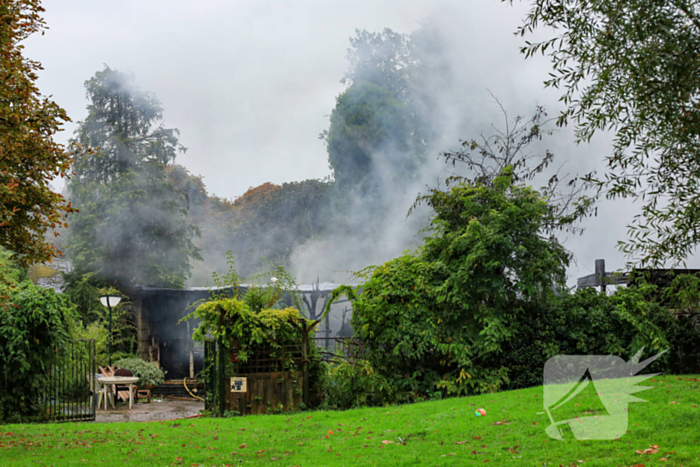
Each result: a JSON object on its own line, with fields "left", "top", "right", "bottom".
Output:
{"left": 114, "top": 357, "right": 166, "bottom": 389}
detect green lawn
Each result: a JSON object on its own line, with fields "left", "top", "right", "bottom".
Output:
{"left": 2, "top": 375, "right": 699, "bottom": 466}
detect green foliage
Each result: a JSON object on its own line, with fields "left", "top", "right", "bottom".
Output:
{"left": 186, "top": 255, "right": 328, "bottom": 411}
{"left": 322, "top": 358, "right": 394, "bottom": 409}
{"left": 662, "top": 274, "right": 700, "bottom": 373}
{"left": 62, "top": 271, "right": 103, "bottom": 325}
{"left": 336, "top": 170, "right": 570, "bottom": 404}
{"left": 185, "top": 251, "right": 311, "bottom": 355}
{"left": 74, "top": 66, "right": 184, "bottom": 178}
{"left": 114, "top": 357, "right": 165, "bottom": 387}
{"left": 338, "top": 26, "right": 449, "bottom": 151}
{"left": 500, "top": 286, "right": 675, "bottom": 390}
{"left": 508, "top": 0, "right": 700, "bottom": 268}
{"left": 65, "top": 278, "right": 137, "bottom": 366}
{"left": 0, "top": 247, "right": 27, "bottom": 287}
{"left": 341, "top": 28, "right": 413, "bottom": 99}
{"left": 66, "top": 66, "right": 200, "bottom": 289}
{"left": 326, "top": 82, "right": 422, "bottom": 192}
{"left": 664, "top": 273, "right": 700, "bottom": 312}
{"left": 0, "top": 0, "right": 75, "bottom": 266}
{"left": 188, "top": 298, "right": 305, "bottom": 356}
{"left": 0, "top": 282, "right": 77, "bottom": 422}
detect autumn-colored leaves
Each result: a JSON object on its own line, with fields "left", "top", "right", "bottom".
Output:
{"left": 0, "top": 0, "right": 75, "bottom": 266}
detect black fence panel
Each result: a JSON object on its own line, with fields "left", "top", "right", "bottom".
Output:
{"left": 43, "top": 339, "right": 96, "bottom": 422}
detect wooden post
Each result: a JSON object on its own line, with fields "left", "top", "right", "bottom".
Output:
{"left": 188, "top": 320, "right": 194, "bottom": 379}
{"left": 595, "top": 259, "right": 606, "bottom": 294}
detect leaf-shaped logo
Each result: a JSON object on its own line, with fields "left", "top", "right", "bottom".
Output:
{"left": 542, "top": 348, "right": 667, "bottom": 440}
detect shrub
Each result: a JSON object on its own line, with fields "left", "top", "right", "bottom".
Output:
{"left": 499, "top": 286, "right": 674, "bottom": 390}
{"left": 114, "top": 357, "right": 166, "bottom": 387}
{"left": 0, "top": 247, "right": 27, "bottom": 286}
{"left": 0, "top": 282, "right": 77, "bottom": 423}
{"left": 323, "top": 359, "right": 394, "bottom": 409}
{"left": 337, "top": 170, "right": 570, "bottom": 405}
{"left": 329, "top": 169, "right": 699, "bottom": 407}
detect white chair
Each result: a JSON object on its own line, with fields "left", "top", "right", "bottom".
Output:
{"left": 88, "top": 374, "right": 113, "bottom": 409}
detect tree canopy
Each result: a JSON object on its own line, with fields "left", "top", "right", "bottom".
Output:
{"left": 72, "top": 66, "right": 184, "bottom": 182}
{"left": 341, "top": 168, "right": 571, "bottom": 400}
{"left": 0, "top": 0, "right": 75, "bottom": 266}
{"left": 224, "top": 179, "right": 330, "bottom": 278}
{"left": 66, "top": 66, "right": 200, "bottom": 289}
{"left": 326, "top": 82, "right": 421, "bottom": 192}
{"left": 507, "top": 0, "right": 700, "bottom": 268}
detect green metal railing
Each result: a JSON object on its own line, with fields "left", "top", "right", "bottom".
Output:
{"left": 42, "top": 339, "right": 96, "bottom": 422}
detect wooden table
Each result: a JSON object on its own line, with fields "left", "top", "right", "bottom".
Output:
{"left": 98, "top": 376, "right": 139, "bottom": 409}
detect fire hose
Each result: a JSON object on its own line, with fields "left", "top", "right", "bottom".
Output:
{"left": 183, "top": 377, "right": 205, "bottom": 402}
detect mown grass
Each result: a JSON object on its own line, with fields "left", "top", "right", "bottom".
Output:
{"left": 2, "top": 375, "right": 699, "bottom": 466}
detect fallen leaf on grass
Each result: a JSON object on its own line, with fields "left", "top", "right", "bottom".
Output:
{"left": 381, "top": 440, "right": 393, "bottom": 445}
{"left": 635, "top": 445, "right": 659, "bottom": 455}
{"left": 441, "top": 453, "right": 456, "bottom": 457}
{"left": 456, "top": 440, "right": 469, "bottom": 445}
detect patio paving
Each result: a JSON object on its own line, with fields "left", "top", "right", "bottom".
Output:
{"left": 94, "top": 397, "right": 204, "bottom": 423}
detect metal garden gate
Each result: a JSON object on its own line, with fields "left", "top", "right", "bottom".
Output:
{"left": 43, "top": 339, "right": 96, "bottom": 422}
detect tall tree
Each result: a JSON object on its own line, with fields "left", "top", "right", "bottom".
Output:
{"left": 0, "top": 0, "right": 75, "bottom": 266}
{"left": 326, "top": 82, "right": 421, "bottom": 193}
{"left": 341, "top": 28, "right": 415, "bottom": 102}
{"left": 66, "top": 66, "right": 200, "bottom": 289}
{"left": 506, "top": 0, "right": 700, "bottom": 268}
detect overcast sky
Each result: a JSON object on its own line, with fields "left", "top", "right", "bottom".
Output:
{"left": 25, "top": 0, "right": 700, "bottom": 286}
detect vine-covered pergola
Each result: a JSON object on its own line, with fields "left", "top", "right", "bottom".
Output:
{"left": 187, "top": 294, "right": 331, "bottom": 415}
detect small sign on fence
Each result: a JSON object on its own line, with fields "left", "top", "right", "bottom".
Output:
{"left": 230, "top": 377, "right": 247, "bottom": 393}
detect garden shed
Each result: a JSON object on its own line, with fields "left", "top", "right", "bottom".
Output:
{"left": 131, "top": 282, "right": 350, "bottom": 381}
